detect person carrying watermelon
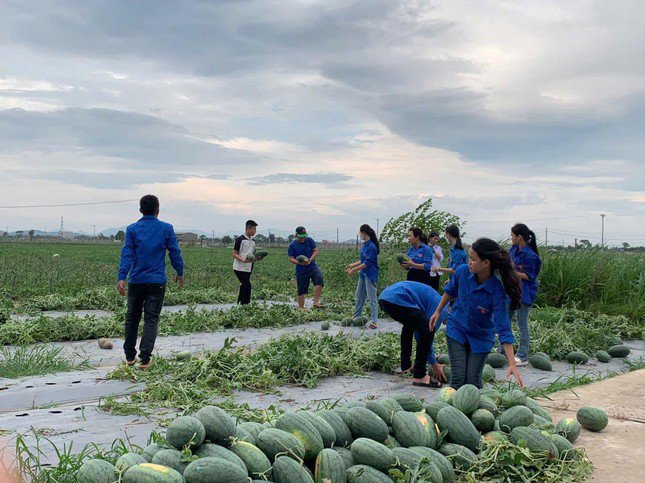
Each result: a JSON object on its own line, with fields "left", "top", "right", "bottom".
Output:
{"left": 429, "top": 238, "right": 524, "bottom": 389}
{"left": 378, "top": 281, "right": 449, "bottom": 387}
{"left": 288, "top": 226, "right": 324, "bottom": 309}
{"left": 496, "top": 223, "right": 542, "bottom": 366}
{"left": 400, "top": 227, "right": 434, "bottom": 286}
{"left": 117, "top": 195, "right": 184, "bottom": 369}
{"left": 232, "top": 219, "right": 261, "bottom": 305}
{"left": 346, "top": 224, "right": 380, "bottom": 329}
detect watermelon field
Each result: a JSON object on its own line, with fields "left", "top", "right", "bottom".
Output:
{"left": 0, "top": 241, "right": 644, "bottom": 482}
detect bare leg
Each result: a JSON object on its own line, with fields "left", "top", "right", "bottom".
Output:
{"left": 297, "top": 294, "right": 306, "bottom": 309}
{"left": 313, "top": 284, "right": 323, "bottom": 306}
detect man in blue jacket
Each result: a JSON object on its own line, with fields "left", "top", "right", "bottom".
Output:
{"left": 117, "top": 195, "right": 184, "bottom": 368}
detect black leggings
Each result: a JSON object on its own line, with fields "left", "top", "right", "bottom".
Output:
{"left": 407, "top": 269, "right": 432, "bottom": 286}
{"left": 379, "top": 299, "right": 435, "bottom": 378}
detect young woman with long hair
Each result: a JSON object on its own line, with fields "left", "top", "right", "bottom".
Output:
{"left": 400, "top": 227, "right": 433, "bottom": 285}
{"left": 498, "top": 223, "right": 542, "bottom": 365}
{"left": 431, "top": 225, "right": 467, "bottom": 279}
{"left": 429, "top": 238, "right": 524, "bottom": 389}
{"left": 347, "top": 224, "right": 380, "bottom": 329}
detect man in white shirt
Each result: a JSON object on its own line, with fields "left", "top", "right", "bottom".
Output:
{"left": 428, "top": 231, "right": 444, "bottom": 292}
{"left": 232, "top": 220, "right": 258, "bottom": 304}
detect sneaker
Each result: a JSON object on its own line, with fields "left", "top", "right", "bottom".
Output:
{"left": 514, "top": 357, "right": 528, "bottom": 366}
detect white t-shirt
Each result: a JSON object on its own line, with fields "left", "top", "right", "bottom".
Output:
{"left": 429, "top": 244, "right": 443, "bottom": 277}
{"left": 233, "top": 234, "right": 256, "bottom": 272}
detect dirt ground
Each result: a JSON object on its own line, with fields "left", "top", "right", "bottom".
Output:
{"left": 538, "top": 370, "right": 645, "bottom": 482}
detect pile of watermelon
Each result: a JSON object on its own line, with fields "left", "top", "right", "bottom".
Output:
{"left": 77, "top": 391, "right": 606, "bottom": 482}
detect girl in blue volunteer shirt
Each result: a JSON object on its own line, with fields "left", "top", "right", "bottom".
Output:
{"left": 379, "top": 281, "right": 450, "bottom": 388}
{"left": 400, "top": 227, "right": 433, "bottom": 285}
{"left": 429, "top": 238, "right": 524, "bottom": 389}
{"left": 346, "top": 224, "right": 380, "bottom": 329}
{"left": 432, "top": 225, "right": 467, "bottom": 280}
{"left": 499, "top": 223, "right": 542, "bottom": 365}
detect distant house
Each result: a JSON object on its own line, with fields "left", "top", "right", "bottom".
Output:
{"left": 177, "top": 232, "right": 200, "bottom": 244}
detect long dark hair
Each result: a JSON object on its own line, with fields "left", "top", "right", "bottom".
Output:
{"left": 445, "top": 225, "right": 463, "bottom": 250}
{"left": 472, "top": 238, "right": 522, "bottom": 310}
{"left": 512, "top": 223, "right": 539, "bottom": 255}
{"left": 409, "top": 227, "right": 428, "bottom": 245}
{"left": 360, "top": 224, "right": 380, "bottom": 254}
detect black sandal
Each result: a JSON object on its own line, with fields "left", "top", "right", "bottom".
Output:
{"left": 412, "top": 378, "right": 443, "bottom": 388}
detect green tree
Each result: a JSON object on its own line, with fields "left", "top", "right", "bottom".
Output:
{"left": 221, "top": 235, "right": 233, "bottom": 245}
{"left": 380, "top": 198, "right": 463, "bottom": 247}
{"left": 115, "top": 230, "right": 126, "bottom": 242}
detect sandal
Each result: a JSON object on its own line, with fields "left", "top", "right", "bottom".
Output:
{"left": 313, "top": 304, "right": 325, "bottom": 309}
{"left": 394, "top": 366, "right": 413, "bottom": 375}
{"left": 367, "top": 322, "right": 379, "bottom": 329}
{"left": 412, "top": 378, "right": 443, "bottom": 388}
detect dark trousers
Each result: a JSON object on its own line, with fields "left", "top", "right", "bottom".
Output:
{"left": 447, "top": 335, "right": 488, "bottom": 389}
{"left": 428, "top": 275, "right": 440, "bottom": 292}
{"left": 379, "top": 299, "right": 435, "bottom": 378}
{"left": 124, "top": 283, "right": 165, "bottom": 364}
{"left": 407, "top": 269, "right": 432, "bottom": 286}
{"left": 234, "top": 270, "right": 252, "bottom": 305}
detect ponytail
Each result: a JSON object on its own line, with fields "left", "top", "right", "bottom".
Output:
{"left": 445, "top": 225, "right": 463, "bottom": 250}
{"left": 472, "top": 238, "right": 522, "bottom": 310}
{"left": 512, "top": 223, "right": 539, "bottom": 256}
{"left": 409, "top": 227, "right": 427, "bottom": 246}
{"left": 359, "top": 224, "right": 380, "bottom": 254}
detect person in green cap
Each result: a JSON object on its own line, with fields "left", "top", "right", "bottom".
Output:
{"left": 287, "top": 226, "right": 324, "bottom": 309}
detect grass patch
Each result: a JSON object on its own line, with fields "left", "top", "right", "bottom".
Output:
{"left": 0, "top": 345, "right": 91, "bottom": 378}
{"left": 106, "top": 332, "right": 401, "bottom": 414}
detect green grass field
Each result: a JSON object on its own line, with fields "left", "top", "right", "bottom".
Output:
{"left": 1, "top": 241, "right": 643, "bottom": 319}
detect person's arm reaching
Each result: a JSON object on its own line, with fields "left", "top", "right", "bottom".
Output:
{"left": 117, "top": 227, "right": 135, "bottom": 296}
{"left": 167, "top": 225, "right": 184, "bottom": 289}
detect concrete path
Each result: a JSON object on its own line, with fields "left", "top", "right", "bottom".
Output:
{"left": 539, "top": 370, "right": 645, "bottom": 483}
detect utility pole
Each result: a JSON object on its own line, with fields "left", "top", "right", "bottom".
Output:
{"left": 92, "top": 225, "right": 97, "bottom": 237}
{"left": 376, "top": 218, "right": 380, "bottom": 238}
{"left": 545, "top": 227, "right": 548, "bottom": 247}
{"left": 600, "top": 214, "right": 606, "bottom": 247}
{"left": 336, "top": 227, "right": 339, "bottom": 244}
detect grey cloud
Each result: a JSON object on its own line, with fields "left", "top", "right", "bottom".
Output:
{"left": 247, "top": 172, "right": 353, "bottom": 186}
{"left": 0, "top": 107, "right": 258, "bottom": 166}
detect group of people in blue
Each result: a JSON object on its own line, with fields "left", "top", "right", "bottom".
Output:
{"left": 118, "top": 195, "right": 542, "bottom": 391}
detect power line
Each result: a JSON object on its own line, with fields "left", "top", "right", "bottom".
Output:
{"left": 0, "top": 199, "right": 138, "bottom": 209}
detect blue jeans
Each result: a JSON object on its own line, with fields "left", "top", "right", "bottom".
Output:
{"left": 353, "top": 276, "right": 378, "bottom": 323}
{"left": 447, "top": 335, "right": 488, "bottom": 389}
{"left": 498, "top": 303, "right": 531, "bottom": 361}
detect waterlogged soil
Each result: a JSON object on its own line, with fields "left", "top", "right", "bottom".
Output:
{"left": 0, "top": 301, "right": 643, "bottom": 474}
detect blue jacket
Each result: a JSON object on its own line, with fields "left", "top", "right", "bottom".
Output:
{"left": 444, "top": 265, "right": 514, "bottom": 353}
{"left": 288, "top": 237, "right": 318, "bottom": 274}
{"left": 379, "top": 281, "right": 449, "bottom": 364}
{"left": 117, "top": 215, "right": 184, "bottom": 284}
{"left": 406, "top": 244, "right": 433, "bottom": 271}
{"left": 448, "top": 245, "right": 468, "bottom": 270}
{"left": 359, "top": 239, "right": 379, "bottom": 282}
{"left": 510, "top": 245, "right": 542, "bottom": 306}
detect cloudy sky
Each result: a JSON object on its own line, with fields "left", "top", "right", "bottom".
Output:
{"left": 0, "top": 0, "right": 643, "bottom": 245}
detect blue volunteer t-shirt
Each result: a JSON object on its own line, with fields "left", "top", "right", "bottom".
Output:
{"left": 406, "top": 244, "right": 433, "bottom": 272}
{"left": 510, "top": 245, "right": 542, "bottom": 306}
{"left": 444, "top": 265, "right": 514, "bottom": 353}
{"left": 449, "top": 246, "right": 468, "bottom": 270}
{"left": 360, "top": 239, "right": 379, "bottom": 283}
{"left": 288, "top": 237, "right": 318, "bottom": 274}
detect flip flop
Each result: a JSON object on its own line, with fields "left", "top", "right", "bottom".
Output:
{"left": 313, "top": 304, "right": 325, "bottom": 309}
{"left": 394, "top": 366, "right": 413, "bottom": 375}
{"left": 412, "top": 379, "right": 443, "bottom": 388}
{"left": 367, "top": 323, "right": 379, "bottom": 329}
